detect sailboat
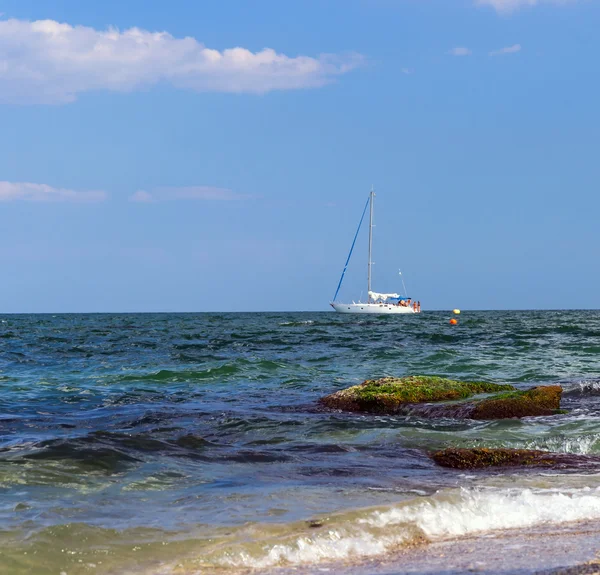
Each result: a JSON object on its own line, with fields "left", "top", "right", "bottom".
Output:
{"left": 330, "top": 188, "right": 421, "bottom": 314}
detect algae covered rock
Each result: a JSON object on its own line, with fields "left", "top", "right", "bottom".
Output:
{"left": 319, "top": 375, "right": 515, "bottom": 415}
{"left": 470, "top": 385, "right": 563, "bottom": 419}
{"left": 432, "top": 447, "right": 600, "bottom": 471}
{"left": 319, "top": 376, "right": 564, "bottom": 420}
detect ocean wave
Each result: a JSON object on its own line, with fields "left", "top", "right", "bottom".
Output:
{"left": 518, "top": 433, "right": 600, "bottom": 455}
{"left": 117, "top": 360, "right": 289, "bottom": 383}
{"left": 363, "top": 486, "right": 600, "bottom": 537}
{"left": 422, "top": 333, "right": 461, "bottom": 343}
{"left": 22, "top": 439, "right": 141, "bottom": 473}
{"left": 564, "top": 380, "right": 600, "bottom": 396}
{"left": 11, "top": 485, "right": 600, "bottom": 573}
{"left": 205, "top": 485, "right": 600, "bottom": 569}
{"left": 2, "top": 430, "right": 295, "bottom": 478}
{"left": 220, "top": 529, "right": 404, "bottom": 569}
{"left": 119, "top": 365, "right": 242, "bottom": 382}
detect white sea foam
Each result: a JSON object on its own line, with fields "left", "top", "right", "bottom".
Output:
{"left": 364, "top": 486, "right": 600, "bottom": 538}
{"left": 580, "top": 381, "right": 600, "bottom": 394}
{"left": 221, "top": 530, "right": 402, "bottom": 569}
{"left": 522, "top": 434, "right": 600, "bottom": 455}
{"left": 216, "top": 486, "right": 600, "bottom": 569}
{"left": 566, "top": 380, "right": 600, "bottom": 395}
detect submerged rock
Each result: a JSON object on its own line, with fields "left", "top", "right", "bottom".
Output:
{"left": 319, "top": 376, "right": 563, "bottom": 419}
{"left": 432, "top": 447, "right": 600, "bottom": 470}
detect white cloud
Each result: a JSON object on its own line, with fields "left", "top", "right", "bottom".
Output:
{"left": 401, "top": 67, "right": 414, "bottom": 75}
{"left": 448, "top": 47, "right": 472, "bottom": 56}
{"left": 489, "top": 44, "right": 522, "bottom": 56}
{"left": 0, "top": 181, "right": 106, "bottom": 202}
{"left": 130, "top": 186, "right": 252, "bottom": 203}
{"left": 0, "top": 18, "right": 363, "bottom": 105}
{"left": 476, "top": 0, "right": 577, "bottom": 13}
{"left": 130, "top": 190, "right": 154, "bottom": 203}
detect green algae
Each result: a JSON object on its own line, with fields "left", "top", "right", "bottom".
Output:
{"left": 471, "top": 385, "right": 563, "bottom": 419}
{"left": 431, "top": 446, "right": 600, "bottom": 470}
{"left": 320, "top": 376, "right": 564, "bottom": 419}
{"left": 355, "top": 376, "right": 513, "bottom": 403}
{"left": 319, "top": 375, "right": 515, "bottom": 414}
{"left": 432, "top": 447, "right": 557, "bottom": 469}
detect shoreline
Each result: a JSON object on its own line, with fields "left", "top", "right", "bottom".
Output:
{"left": 255, "top": 521, "right": 600, "bottom": 575}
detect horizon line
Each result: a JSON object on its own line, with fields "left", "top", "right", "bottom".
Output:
{"left": 2, "top": 308, "right": 599, "bottom": 315}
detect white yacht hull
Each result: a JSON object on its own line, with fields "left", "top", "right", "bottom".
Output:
{"left": 331, "top": 303, "right": 419, "bottom": 314}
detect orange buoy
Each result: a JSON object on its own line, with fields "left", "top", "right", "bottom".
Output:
{"left": 449, "top": 318, "right": 458, "bottom": 325}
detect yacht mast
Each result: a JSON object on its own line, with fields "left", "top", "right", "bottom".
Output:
{"left": 367, "top": 186, "right": 374, "bottom": 299}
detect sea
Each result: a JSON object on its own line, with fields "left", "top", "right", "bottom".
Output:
{"left": 1, "top": 310, "right": 600, "bottom": 575}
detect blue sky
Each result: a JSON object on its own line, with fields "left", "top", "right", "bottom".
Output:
{"left": 0, "top": 0, "right": 598, "bottom": 312}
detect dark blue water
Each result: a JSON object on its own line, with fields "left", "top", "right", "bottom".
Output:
{"left": 1, "top": 311, "right": 600, "bottom": 574}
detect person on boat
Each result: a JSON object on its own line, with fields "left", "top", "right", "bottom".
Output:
{"left": 413, "top": 301, "right": 417, "bottom": 311}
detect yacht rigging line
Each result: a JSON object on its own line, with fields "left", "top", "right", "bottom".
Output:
{"left": 332, "top": 196, "right": 370, "bottom": 303}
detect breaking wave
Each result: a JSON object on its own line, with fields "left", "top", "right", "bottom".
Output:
{"left": 564, "top": 379, "right": 600, "bottom": 396}
{"left": 206, "top": 485, "right": 600, "bottom": 569}
{"left": 519, "top": 433, "right": 600, "bottom": 455}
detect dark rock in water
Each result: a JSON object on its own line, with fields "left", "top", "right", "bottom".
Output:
{"left": 319, "top": 376, "right": 514, "bottom": 415}
{"left": 432, "top": 447, "right": 600, "bottom": 470}
{"left": 407, "top": 385, "right": 564, "bottom": 420}
{"left": 319, "top": 376, "right": 563, "bottom": 420}
{"left": 470, "top": 385, "right": 563, "bottom": 419}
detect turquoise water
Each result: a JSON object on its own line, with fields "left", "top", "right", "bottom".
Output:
{"left": 1, "top": 311, "right": 600, "bottom": 574}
